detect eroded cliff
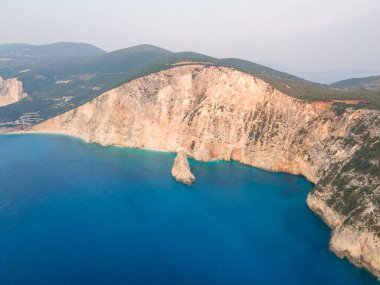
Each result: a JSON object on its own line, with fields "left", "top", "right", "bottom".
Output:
{"left": 0, "top": 77, "right": 27, "bottom": 107}
{"left": 32, "top": 65, "right": 380, "bottom": 278}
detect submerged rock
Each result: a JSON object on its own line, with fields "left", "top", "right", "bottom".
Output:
{"left": 171, "top": 149, "right": 195, "bottom": 186}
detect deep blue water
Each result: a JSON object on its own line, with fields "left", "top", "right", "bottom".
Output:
{"left": 0, "top": 134, "right": 378, "bottom": 285}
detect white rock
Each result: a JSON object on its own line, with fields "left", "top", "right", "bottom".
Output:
{"left": 0, "top": 77, "right": 27, "bottom": 107}
{"left": 171, "top": 149, "right": 195, "bottom": 185}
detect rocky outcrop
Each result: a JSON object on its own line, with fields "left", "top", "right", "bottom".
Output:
{"left": 330, "top": 221, "right": 380, "bottom": 278}
{"left": 32, "top": 64, "right": 380, "bottom": 278}
{"left": 308, "top": 184, "right": 380, "bottom": 279}
{"left": 171, "top": 149, "right": 195, "bottom": 185}
{"left": 0, "top": 77, "right": 27, "bottom": 107}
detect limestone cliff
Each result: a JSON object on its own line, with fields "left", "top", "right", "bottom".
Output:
{"left": 32, "top": 65, "right": 380, "bottom": 278}
{"left": 171, "top": 149, "right": 195, "bottom": 185}
{"left": 0, "top": 77, "right": 27, "bottom": 107}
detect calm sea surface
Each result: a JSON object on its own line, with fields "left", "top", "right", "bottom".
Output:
{"left": 0, "top": 134, "right": 377, "bottom": 284}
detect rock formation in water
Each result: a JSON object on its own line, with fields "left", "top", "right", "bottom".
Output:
{"left": 0, "top": 77, "right": 27, "bottom": 107}
{"left": 171, "top": 149, "right": 195, "bottom": 185}
{"left": 32, "top": 64, "right": 380, "bottom": 278}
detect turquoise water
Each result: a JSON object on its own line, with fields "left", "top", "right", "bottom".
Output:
{"left": 0, "top": 134, "right": 377, "bottom": 285}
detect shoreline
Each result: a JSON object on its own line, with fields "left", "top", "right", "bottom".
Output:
{"left": 3, "top": 130, "right": 314, "bottom": 181}
{"left": 2, "top": 130, "right": 379, "bottom": 280}
{"left": 2, "top": 130, "right": 173, "bottom": 154}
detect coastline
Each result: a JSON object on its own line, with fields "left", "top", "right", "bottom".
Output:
{"left": 2, "top": 133, "right": 372, "bottom": 284}
{"left": 2, "top": 130, "right": 380, "bottom": 280}
{"left": 3, "top": 130, "right": 314, "bottom": 181}
{"left": 3, "top": 63, "right": 379, "bottom": 279}
{"left": 2, "top": 130, "right": 173, "bottom": 154}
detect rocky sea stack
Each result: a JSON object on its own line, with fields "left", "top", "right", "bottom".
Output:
{"left": 171, "top": 149, "right": 195, "bottom": 185}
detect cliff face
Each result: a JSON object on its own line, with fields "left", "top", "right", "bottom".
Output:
{"left": 0, "top": 77, "right": 27, "bottom": 107}
{"left": 33, "top": 65, "right": 380, "bottom": 278}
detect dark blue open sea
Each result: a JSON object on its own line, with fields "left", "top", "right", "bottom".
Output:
{"left": 0, "top": 134, "right": 378, "bottom": 284}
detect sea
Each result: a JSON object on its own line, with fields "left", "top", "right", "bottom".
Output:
{"left": 0, "top": 134, "right": 378, "bottom": 284}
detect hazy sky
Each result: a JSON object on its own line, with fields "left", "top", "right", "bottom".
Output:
{"left": 1, "top": 0, "right": 380, "bottom": 82}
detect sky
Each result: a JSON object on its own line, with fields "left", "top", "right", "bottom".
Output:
{"left": 1, "top": 0, "right": 380, "bottom": 83}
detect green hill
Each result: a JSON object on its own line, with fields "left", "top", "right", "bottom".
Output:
{"left": 0, "top": 42, "right": 106, "bottom": 77}
{"left": 331, "top": 75, "right": 380, "bottom": 91}
{"left": 0, "top": 43, "right": 379, "bottom": 127}
{"left": 0, "top": 42, "right": 105, "bottom": 59}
